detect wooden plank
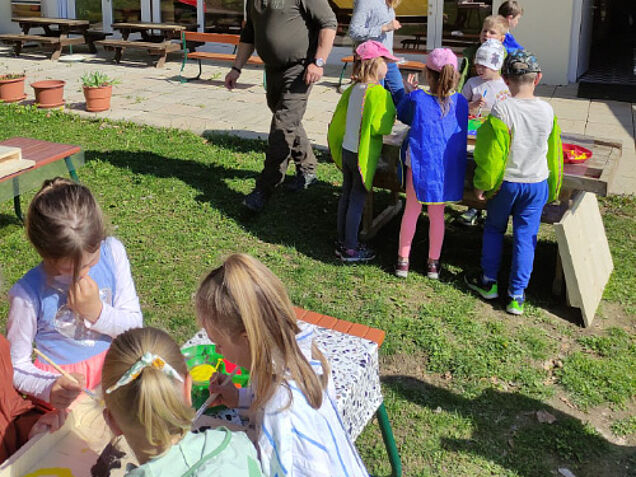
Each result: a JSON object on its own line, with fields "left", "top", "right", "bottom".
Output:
{"left": 188, "top": 51, "right": 263, "bottom": 65}
{"left": 0, "top": 34, "right": 61, "bottom": 44}
{"left": 112, "top": 22, "right": 186, "bottom": 31}
{"left": 333, "top": 320, "right": 353, "bottom": 334}
{"left": 184, "top": 31, "right": 240, "bottom": 44}
{"left": 12, "top": 17, "right": 89, "bottom": 27}
{"left": 363, "top": 328, "right": 385, "bottom": 346}
{"left": 0, "top": 146, "right": 21, "bottom": 162}
{"left": 316, "top": 315, "right": 338, "bottom": 329}
{"left": 553, "top": 192, "right": 613, "bottom": 327}
{"left": 96, "top": 39, "right": 171, "bottom": 50}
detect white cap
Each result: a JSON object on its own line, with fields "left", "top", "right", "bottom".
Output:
{"left": 475, "top": 39, "right": 506, "bottom": 71}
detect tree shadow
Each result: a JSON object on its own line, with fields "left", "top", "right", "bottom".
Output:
{"left": 383, "top": 375, "right": 635, "bottom": 476}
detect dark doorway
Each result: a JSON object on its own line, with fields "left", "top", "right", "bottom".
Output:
{"left": 578, "top": 0, "right": 636, "bottom": 102}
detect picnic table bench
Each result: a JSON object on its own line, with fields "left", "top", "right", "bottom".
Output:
{"left": 0, "top": 137, "right": 84, "bottom": 221}
{"left": 338, "top": 56, "right": 427, "bottom": 92}
{"left": 0, "top": 17, "right": 92, "bottom": 60}
{"left": 365, "top": 124, "right": 622, "bottom": 326}
{"left": 97, "top": 22, "right": 191, "bottom": 68}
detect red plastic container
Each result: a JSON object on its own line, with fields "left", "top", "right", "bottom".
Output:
{"left": 563, "top": 143, "right": 593, "bottom": 164}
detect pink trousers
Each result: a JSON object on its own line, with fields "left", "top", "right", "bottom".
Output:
{"left": 398, "top": 168, "right": 446, "bottom": 260}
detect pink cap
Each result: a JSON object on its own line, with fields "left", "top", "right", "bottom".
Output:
{"left": 355, "top": 40, "right": 400, "bottom": 63}
{"left": 426, "top": 48, "right": 458, "bottom": 72}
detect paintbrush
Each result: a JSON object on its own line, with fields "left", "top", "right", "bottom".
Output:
{"left": 193, "top": 367, "right": 240, "bottom": 421}
{"left": 477, "top": 89, "right": 487, "bottom": 117}
{"left": 33, "top": 348, "right": 100, "bottom": 402}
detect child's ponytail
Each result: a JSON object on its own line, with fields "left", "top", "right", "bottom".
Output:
{"left": 438, "top": 63, "right": 458, "bottom": 99}
{"left": 103, "top": 328, "right": 193, "bottom": 454}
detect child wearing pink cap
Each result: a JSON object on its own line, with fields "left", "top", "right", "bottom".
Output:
{"left": 328, "top": 40, "right": 397, "bottom": 262}
{"left": 394, "top": 48, "right": 468, "bottom": 279}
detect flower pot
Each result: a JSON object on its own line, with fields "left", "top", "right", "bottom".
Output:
{"left": 31, "top": 80, "right": 65, "bottom": 109}
{"left": 0, "top": 75, "right": 26, "bottom": 103}
{"left": 83, "top": 85, "right": 112, "bottom": 112}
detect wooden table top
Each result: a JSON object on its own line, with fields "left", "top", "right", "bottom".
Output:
{"left": 12, "top": 17, "right": 89, "bottom": 27}
{"left": 111, "top": 22, "right": 188, "bottom": 31}
{"left": 0, "top": 137, "right": 81, "bottom": 183}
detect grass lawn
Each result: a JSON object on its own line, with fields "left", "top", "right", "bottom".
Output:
{"left": 0, "top": 105, "right": 634, "bottom": 476}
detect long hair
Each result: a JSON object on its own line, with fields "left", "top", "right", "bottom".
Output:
{"left": 26, "top": 177, "right": 106, "bottom": 283}
{"left": 195, "top": 254, "right": 329, "bottom": 411}
{"left": 426, "top": 64, "right": 458, "bottom": 116}
{"left": 351, "top": 56, "right": 385, "bottom": 84}
{"left": 102, "top": 327, "right": 194, "bottom": 456}
{"left": 385, "top": 0, "right": 402, "bottom": 9}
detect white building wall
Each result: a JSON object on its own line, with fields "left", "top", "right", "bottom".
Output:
{"left": 0, "top": 1, "right": 59, "bottom": 35}
{"left": 493, "top": 0, "right": 576, "bottom": 85}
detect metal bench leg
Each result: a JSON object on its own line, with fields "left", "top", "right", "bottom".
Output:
{"left": 64, "top": 155, "right": 80, "bottom": 182}
{"left": 338, "top": 63, "right": 348, "bottom": 93}
{"left": 376, "top": 403, "right": 402, "bottom": 477}
{"left": 12, "top": 177, "right": 23, "bottom": 222}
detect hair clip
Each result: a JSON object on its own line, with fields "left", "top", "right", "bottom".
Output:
{"left": 105, "top": 352, "right": 184, "bottom": 394}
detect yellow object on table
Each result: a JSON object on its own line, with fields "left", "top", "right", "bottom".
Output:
{"left": 190, "top": 364, "right": 216, "bottom": 382}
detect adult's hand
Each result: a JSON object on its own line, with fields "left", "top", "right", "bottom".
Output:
{"left": 225, "top": 69, "right": 241, "bottom": 90}
{"left": 68, "top": 275, "right": 102, "bottom": 324}
{"left": 49, "top": 373, "right": 84, "bottom": 409}
{"left": 382, "top": 19, "right": 402, "bottom": 32}
{"left": 304, "top": 63, "right": 324, "bottom": 85}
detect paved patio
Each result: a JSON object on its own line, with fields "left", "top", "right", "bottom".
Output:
{"left": 1, "top": 47, "right": 634, "bottom": 194}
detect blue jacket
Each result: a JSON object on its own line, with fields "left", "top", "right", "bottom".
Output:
{"left": 503, "top": 33, "right": 524, "bottom": 53}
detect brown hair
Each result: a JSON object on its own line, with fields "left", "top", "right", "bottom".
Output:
{"left": 498, "top": 1, "right": 524, "bottom": 18}
{"left": 351, "top": 56, "right": 386, "bottom": 84}
{"left": 26, "top": 177, "right": 106, "bottom": 283}
{"left": 504, "top": 72, "right": 538, "bottom": 85}
{"left": 426, "top": 64, "right": 458, "bottom": 116}
{"left": 195, "top": 254, "right": 329, "bottom": 411}
{"left": 103, "top": 327, "right": 193, "bottom": 457}
{"left": 482, "top": 15, "right": 509, "bottom": 35}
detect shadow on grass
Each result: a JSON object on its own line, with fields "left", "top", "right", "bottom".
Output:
{"left": 383, "top": 375, "right": 635, "bottom": 477}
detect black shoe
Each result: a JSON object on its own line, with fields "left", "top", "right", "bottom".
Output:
{"left": 285, "top": 172, "right": 317, "bottom": 192}
{"left": 243, "top": 188, "right": 268, "bottom": 212}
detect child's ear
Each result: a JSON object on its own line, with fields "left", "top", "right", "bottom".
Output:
{"left": 534, "top": 73, "right": 543, "bottom": 86}
{"left": 103, "top": 408, "right": 123, "bottom": 436}
{"left": 184, "top": 373, "right": 193, "bottom": 407}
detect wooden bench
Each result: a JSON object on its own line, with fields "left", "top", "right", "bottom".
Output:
{"left": 96, "top": 38, "right": 181, "bottom": 68}
{"left": 0, "top": 34, "right": 84, "bottom": 60}
{"left": 179, "top": 32, "right": 263, "bottom": 82}
{"left": 337, "top": 55, "right": 427, "bottom": 92}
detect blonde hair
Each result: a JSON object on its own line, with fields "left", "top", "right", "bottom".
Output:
{"left": 26, "top": 177, "right": 106, "bottom": 283}
{"left": 385, "top": 0, "right": 401, "bottom": 8}
{"left": 102, "top": 327, "right": 193, "bottom": 455}
{"left": 351, "top": 56, "right": 385, "bottom": 84}
{"left": 195, "top": 254, "right": 329, "bottom": 411}
{"left": 482, "top": 15, "right": 509, "bottom": 35}
{"left": 426, "top": 64, "right": 458, "bottom": 116}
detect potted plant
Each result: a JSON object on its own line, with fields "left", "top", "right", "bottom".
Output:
{"left": 31, "top": 80, "right": 66, "bottom": 109}
{"left": 0, "top": 73, "right": 26, "bottom": 103}
{"left": 81, "top": 72, "right": 119, "bottom": 112}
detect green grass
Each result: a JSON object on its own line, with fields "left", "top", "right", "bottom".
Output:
{"left": 0, "top": 105, "right": 634, "bottom": 476}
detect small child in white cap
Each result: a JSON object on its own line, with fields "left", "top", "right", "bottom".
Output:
{"left": 461, "top": 39, "right": 510, "bottom": 116}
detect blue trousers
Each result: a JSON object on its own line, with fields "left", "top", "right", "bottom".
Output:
{"left": 381, "top": 62, "right": 405, "bottom": 105}
{"left": 481, "top": 180, "right": 548, "bottom": 298}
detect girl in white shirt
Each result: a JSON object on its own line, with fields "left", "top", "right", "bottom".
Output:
{"left": 195, "top": 253, "right": 369, "bottom": 477}
{"left": 7, "top": 177, "right": 142, "bottom": 410}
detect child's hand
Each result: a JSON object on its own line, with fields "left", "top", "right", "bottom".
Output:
{"left": 28, "top": 409, "right": 68, "bottom": 438}
{"left": 49, "top": 373, "right": 84, "bottom": 409}
{"left": 208, "top": 373, "right": 239, "bottom": 409}
{"left": 469, "top": 98, "right": 486, "bottom": 116}
{"left": 68, "top": 275, "right": 103, "bottom": 323}
{"left": 474, "top": 189, "right": 486, "bottom": 201}
{"left": 404, "top": 74, "right": 418, "bottom": 93}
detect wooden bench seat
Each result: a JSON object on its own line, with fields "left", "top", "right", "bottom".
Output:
{"left": 180, "top": 31, "right": 264, "bottom": 82}
{"left": 337, "top": 55, "right": 427, "bottom": 92}
{"left": 0, "top": 34, "right": 84, "bottom": 60}
{"left": 96, "top": 39, "right": 180, "bottom": 68}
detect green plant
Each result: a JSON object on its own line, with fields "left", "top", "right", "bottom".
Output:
{"left": 0, "top": 73, "right": 25, "bottom": 80}
{"left": 80, "top": 71, "right": 120, "bottom": 88}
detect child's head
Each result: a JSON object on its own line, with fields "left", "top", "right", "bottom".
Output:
{"left": 502, "top": 50, "right": 542, "bottom": 93}
{"left": 498, "top": 1, "right": 523, "bottom": 29}
{"left": 352, "top": 40, "right": 399, "bottom": 83}
{"left": 26, "top": 177, "right": 105, "bottom": 283}
{"left": 425, "top": 48, "right": 459, "bottom": 100}
{"left": 475, "top": 39, "right": 505, "bottom": 80}
{"left": 195, "top": 254, "right": 328, "bottom": 411}
{"left": 102, "top": 327, "right": 193, "bottom": 463}
{"left": 479, "top": 15, "right": 508, "bottom": 43}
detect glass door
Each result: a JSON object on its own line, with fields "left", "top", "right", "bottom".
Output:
{"left": 441, "top": 0, "right": 493, "bottom": 50}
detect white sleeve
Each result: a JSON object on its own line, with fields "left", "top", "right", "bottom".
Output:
{"left": 7, "top": 284, "right": 58, "bottom": 402}
{"left": 461, "top": 80, "right": 473, "bottom": 101}
{"left": 85, "top": 237, "right": 143, "bottom": 336}
{"left": 237, "top": 385, "right": 254, "bottom": 409}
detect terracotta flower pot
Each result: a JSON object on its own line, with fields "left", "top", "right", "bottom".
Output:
{"left": 83, "top": 85, "right": 112, "bottom": 112}
{"left": 31, "top": 80, "right": 65, "bottom": 109}
{"left": 0, "top": 75, "right": 26, "bottom": 103}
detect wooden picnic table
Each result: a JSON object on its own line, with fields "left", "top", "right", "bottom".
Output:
{"left": 0, "top": 17, "right": 92, "bottom": 60}
{"left": 0, "top": 137, "right": 83, "bottom": 221}
{"left": 365, "top": 124, "right": 622, "bottom": 326}
{"left": 97, "top": 22, "right": 193, "bottom": 67}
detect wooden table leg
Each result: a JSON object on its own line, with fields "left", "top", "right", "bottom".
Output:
{"left": 12, "top": 177, "right": 23, "bottom": 222}
{"left": 114, "top": 47, "right": 124, "bottom": 64}
{"left": 50, "top": 44, "right": 63, "bottom": 61}
{"left": 552, "top": 248, "right": 564, "bottom": 296}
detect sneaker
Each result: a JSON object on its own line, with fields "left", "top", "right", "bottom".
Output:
{"left": 334, "top": 240, "right": 345, "bottom": 258}
{"left": 506, "top": 296, "right": 525, "bottom": 315}
{"left": 395, "top": 258, "right": 409, "bottom": 278}
{"left": 464, "top": 271, "right": 498, "bottom": 299}
{"left": 243, "top": 188, "right": 268, "bottom": 212}
{"left": 427, "top": 259, "right": 441, "bottom": 280}
{"left": 285, "top": 172, "right": 317, "bottom": 192}
{"left": 340, "top": 245, "right": 376, "bottom": 263}
{"left": 458, "top": 208, "right": 481, "bottom": 226}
